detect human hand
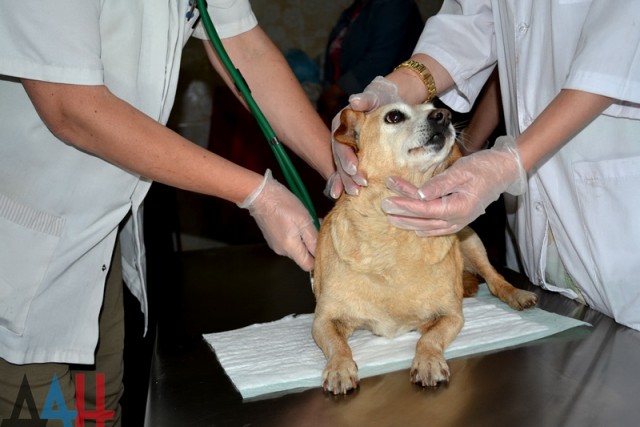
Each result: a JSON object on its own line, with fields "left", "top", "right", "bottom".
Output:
{"left": 324, "top": 110, "right": 368, "bottom": 199}
{"left": 324, "top": 77, "right": 401, "bottom": 199}
{"left": 239, "top": 170, "right": 317, "bottom": 271}
{"left": 381, "top": 136, "right": 527, "bottom": 236}
{"left": 348, "top": 76, "right": 402, "bottom": 113}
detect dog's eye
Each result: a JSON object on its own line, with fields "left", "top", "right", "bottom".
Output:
{"left": 384, "top": 110, "right": 406, "bottom": 124}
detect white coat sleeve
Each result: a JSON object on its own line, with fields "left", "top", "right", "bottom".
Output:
{"left": 412, "top": 0, "right": 496, "bottom": 113}
{"left": 564, "top": 0, "right": 640, "bottom": 119}
{"left": 191, "top": 0, "right": 258, "bottom": 40}
{"left": 0, "top": 0, "right": 103, "bottom": 84}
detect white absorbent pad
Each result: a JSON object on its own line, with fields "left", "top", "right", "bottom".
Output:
{"left": 203, "top": 284, "right": 589, "bottom": 399}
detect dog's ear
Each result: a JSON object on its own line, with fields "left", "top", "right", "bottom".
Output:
{"left": 333, "top": 108, "right": 365, "bottom": 151}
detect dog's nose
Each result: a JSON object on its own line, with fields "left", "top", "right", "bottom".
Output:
{"left": 428, "top": 109, "right": 451, "bottom": 126}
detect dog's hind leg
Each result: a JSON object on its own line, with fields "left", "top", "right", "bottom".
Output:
{"left": 312, "top": 316, "right": 359, "bottom": 395}
{"left": 411, "top": 311, "right": 464, "bottom": 387}
{"left": 458, "top": 226, "right": 537, "bottom": 310}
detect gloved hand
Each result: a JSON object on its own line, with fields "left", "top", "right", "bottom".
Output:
{"left": 239, "top": 169, "right": 317, "bottom": 271}
{"left": 324, "top": 76, "right": 401, "bottom": 199}
{"left": 381, "top": 136, "right": 528, "bottom": 236}
{"left": 348, "top": 75, "right": 402, "bottom": 112}
{"left": 324, "top": 111, "right": 368, "bottom": 198}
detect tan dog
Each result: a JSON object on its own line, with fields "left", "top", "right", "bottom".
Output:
{"left": 312, "top": 102, "right": 537, "bottom": 395}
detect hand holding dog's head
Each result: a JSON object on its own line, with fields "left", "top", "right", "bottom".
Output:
{"left": 333, "top": 103, "right": 458, "bottom": 183}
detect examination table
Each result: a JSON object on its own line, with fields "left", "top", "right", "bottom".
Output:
{"left": 144, "top": 243, "right": 640, "bottom": 427}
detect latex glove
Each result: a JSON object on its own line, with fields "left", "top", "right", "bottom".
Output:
{"left": 348, "top": 75, "right": 402, "bottom": 112}
{"left": 324, "top": 76, "right": 401, "bottom": 199}
{"left": 239, "top": 169, "right": 317, "bottom": 271}
{"left": 324, "top": 111, "right": 368, "bottom": 198}
{"left": 381, "top": 136, "right": 527, "bottom": 236}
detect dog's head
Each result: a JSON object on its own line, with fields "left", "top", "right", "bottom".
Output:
{"left": 334, "top": 102, "right": 459, "bottom": 183}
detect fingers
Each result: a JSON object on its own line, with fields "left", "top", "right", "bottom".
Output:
{"left": 244, "top": 173, "right": 319, "bottom": 272}
{"left": 381, "top": 195, "right": 455, "bottom": 236}
{"left": 296, "top": 253, "right": 314, "bottom": 272}
{"left": 411, "top": 172, "right": 455, "bottom": 201}
{"left": 295, "top": 220, "right": 317, "bottom": 272}
{"left": 385, "top": 214, "right": 461, "bottom": 237}
{"left": 340, "top": 168, "right": 368, "bottom": 196}
{"left": 281, "top": 219, "right": 316, "bottom": 272}
{"left": 385, "top": 176, "right": 420, "bottom": 198}
{"left": 381, "top": 191, "right": 473, "bottom": 237}
{"left": 329, "top": 142, "right": 367, "bottom": 198}
{"left": 387, "top": 171, "right": 458, "bottom": 203}
{"left": 386, "top": 215, "right": 450, "bottom": 231}
{"left": 416, "top": 224, "right": 462, "bottom": 237}
{"left": 333, "top": 141, "right": 358, "bottom": 176}
{"left": 330, "top": 110, "right": 365, "bottom": 196}
{"left": 381, "top": 196, "right": 449, "bottom": 219}
{"left": 348, "top": 92, "right": 378, "bottom": 112}
{"left": 300, "top": 220, "right": 317, "bottom": 257}
{"left": 351, "top": 173, "right": 368, "bottom": 187}
{"left": 349, "top": 76, "right": 401, "bottom": 112}
{"left": 324, "top": 170, "right": 363, "bottom": 199}
{"left": 283, "top": 240, "right": 314, "bottom": 272}
{"left": 340, "top": 171, "right": 362, "bottom": 197}
{"left": 270, "top": 218, "right": 317, "bottom": 272}
{"left": 324, "top": 172, "right": 343, "bottom": 199}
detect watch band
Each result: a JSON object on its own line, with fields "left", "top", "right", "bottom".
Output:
{"left": 395, "top": 59, "right": 437, "bottom": 103}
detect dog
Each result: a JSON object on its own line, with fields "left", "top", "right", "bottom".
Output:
{"left": 312, "top": 102, "right": 537, "bottom": 395}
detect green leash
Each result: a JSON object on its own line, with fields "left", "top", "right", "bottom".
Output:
{"left": 195, "top": 0, "right": 320, "bottom": 230}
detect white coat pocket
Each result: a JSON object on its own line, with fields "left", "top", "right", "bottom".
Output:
{"left": 573, "top": 156, "right": 640, "bottom": 329}
{"left": 0, "top": 194, "right": 64, "bottom": 335}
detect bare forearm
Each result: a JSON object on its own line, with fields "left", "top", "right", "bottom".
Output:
{"left": 517, "top": 89, "right": 613, "bottom": 171}
{"left": 22, "top": 79, "right": 263, "bottom": 204}
{"left": 385, "top": 56, "right": 613, "bottom": 173}
{"left": 204, "top": 27, "right": 334, "bottom": 180}
{"left": 386, "top": 53, "right": 455, "bottom": 104}
{"left": 462, "top": 69, "right": 502, "bottom": 153}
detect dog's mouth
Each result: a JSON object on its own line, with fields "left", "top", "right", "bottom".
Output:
{"left": 408, "top": 131, "right": 451, "bottom": 155}
{"left": 407, "top": 108, "right": 454, "bottom": 155}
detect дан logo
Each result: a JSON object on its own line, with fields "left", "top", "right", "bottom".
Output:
{"left": 2, "top": 373, "right": 114, "bottom": 427}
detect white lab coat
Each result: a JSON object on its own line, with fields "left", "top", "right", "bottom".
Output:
{"left": 414, "top": 0, "right": 640, "bottom": 330}
{"left": 0, "top": 0, "right": 257, "bottom": 364}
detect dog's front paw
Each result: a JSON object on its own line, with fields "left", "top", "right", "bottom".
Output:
{"left": 410, "top": 352, "right": 450, "bottom": 387}
{"left": 322, "top": 356, "right": 359, "bottom": 395}
{"left": 505, "top": 289, "right": 538, "bottom": 310}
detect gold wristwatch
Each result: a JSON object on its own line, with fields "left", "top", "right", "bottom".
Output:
{"left": 395, "top": 59, "right": 437, "bottom": 103}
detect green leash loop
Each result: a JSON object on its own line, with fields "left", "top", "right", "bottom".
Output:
{"left": 195, "top": 0, "right": 320, "bottom": 230}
